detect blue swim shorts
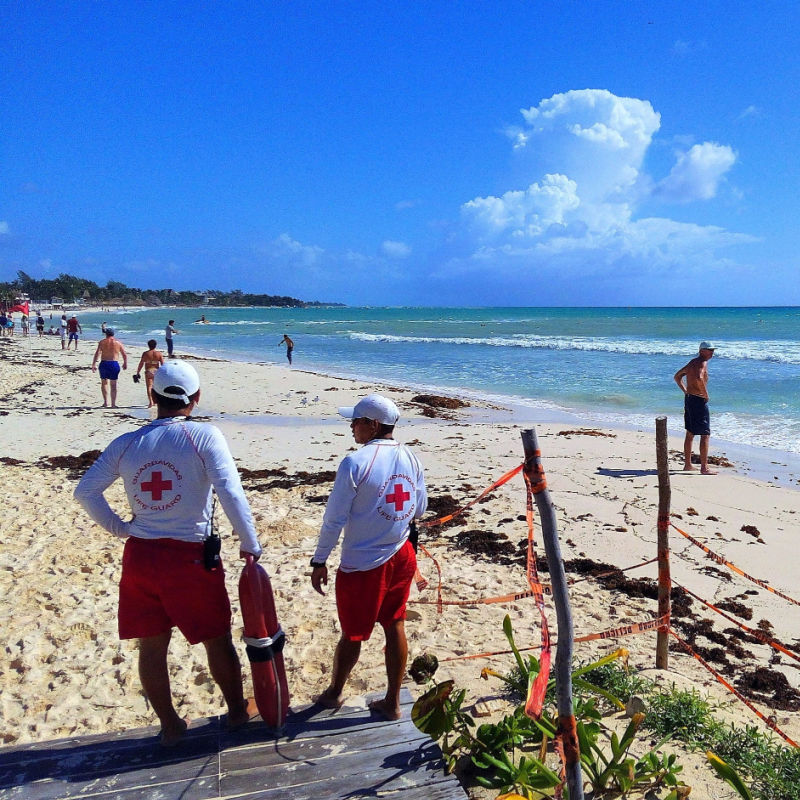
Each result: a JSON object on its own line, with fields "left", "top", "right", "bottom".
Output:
{"left": 684, "top": 394, "right": 710, "bottom": 436}
{"left": 98, "top": 360, "right": 121, "bottom": 380}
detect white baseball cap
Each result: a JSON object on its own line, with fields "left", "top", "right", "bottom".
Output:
{"left": 699, "top": 341, "right": 715, "bottom": 351}
{"left": 338, "top": 393, "right": 400, "bottom": 425}
{"left": 152, "top": 360, "right": 200, "bottom": 404}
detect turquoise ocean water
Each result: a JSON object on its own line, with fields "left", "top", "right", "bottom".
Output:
{"left": 80, "top": 306, "right": 800, "bottom": 458}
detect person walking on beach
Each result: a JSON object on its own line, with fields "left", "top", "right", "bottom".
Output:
{"left": 74, "top": 360, "right": 262, "bottom": 746}
{"left": 165, "top": 320, "right": 179, "bottom": 357}
{"left": 66, "top": 315, "right": 82, "bottom": 350}
{"left": 674, "top": 341, "right": 716, "bottom": 475}
{"left": 279, "top": 334, "right": 294, "bottom": 365}
{"left": 91, "top": 328, "right": 128, "bottom": 408}
{"left": 36, "top": 313, "right": 45, "bottom": 337}
{"left": 59, "top": 314, "right": 68, "bottom": 349}
{"left": 310, "top": 393, "right": 427, "bottom": 720}
{"left": 134, "top": 339, "right": 165, "bottom": 407}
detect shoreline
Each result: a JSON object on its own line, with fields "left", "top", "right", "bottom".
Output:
{"left": 0, "top": 332, "right": 797, "bottom": 800}
{"left": 68, "top": 305, "right": 800, "bottom": 468}
{"left": 124, "top": 341, "right": 800, "bottom": 492}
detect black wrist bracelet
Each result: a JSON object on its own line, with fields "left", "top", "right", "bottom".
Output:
{"left": 310, "top": 559, "right": 326, "bottom": 569}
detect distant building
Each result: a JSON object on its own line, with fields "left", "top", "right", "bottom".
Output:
{"left": 51, "top": 296, "right": 64, "bottom": 307}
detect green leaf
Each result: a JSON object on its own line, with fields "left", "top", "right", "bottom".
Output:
{"left": 707, "top": 752, "right": 754, "bottom": 800}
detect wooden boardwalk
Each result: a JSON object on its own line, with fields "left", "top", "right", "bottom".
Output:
{"left": 0, "top": 689, "right": 467, "bottom": 799}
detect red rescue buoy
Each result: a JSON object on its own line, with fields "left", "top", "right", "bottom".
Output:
{"left": 238, "top": 555, "right": 290, "bottom": 730}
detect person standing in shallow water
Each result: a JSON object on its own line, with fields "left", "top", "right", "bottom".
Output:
{"left": 674, "top": 341, "right": 716, "bottom": 475}
{"left": 279, "top": 334, "right": 294, "bottom": 365}
{"left": 165, "top": 320, "right": 179, "bottom": 357}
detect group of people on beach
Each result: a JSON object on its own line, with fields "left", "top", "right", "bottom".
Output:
{"left": 36, "top": 323, "right": 715, "bottom": 746}
{"left": 74, "top": 353, "right": 423, "bottom": 744}
{"left": 78, "top": 319, "right": 298, "bottom": 409}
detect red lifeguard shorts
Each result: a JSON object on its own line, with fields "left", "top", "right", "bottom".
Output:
{"left": 118, "top": 536, "right": 232, "bottom": 645}
{"left": 335, "top": 539, "right": 416, "bottom": 642}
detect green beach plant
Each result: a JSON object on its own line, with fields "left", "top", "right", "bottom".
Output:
{"left": 414, "top": 616, "right": 690, "bottom": 798}
{"left": 707, "top": 752, "right": 754, "bottom": 799}
{"left": 414, "top": 615, "right": 798, "bottom": 799}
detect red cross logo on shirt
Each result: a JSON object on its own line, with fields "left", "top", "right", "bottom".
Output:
{"left": 140, "top": 471, "right": 173, "bottom": 501}
{"left": 385, "top": 483, "right": 411, "bottom": 511}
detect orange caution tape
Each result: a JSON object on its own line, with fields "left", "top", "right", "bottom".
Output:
{"left": 439, "top": 614, "right": 668, "bottom": 664}
{"left": 409, "top": 585, "right": 553, "bottom": 608}
{"left": 671, "top": 522, "right": 800, "bottom": 607}
{"left": 417, "top": 544, "right": 443, "bottom": 613}
{"left": 419, "top": 463, "right": 523, "bottom": 529}
{"left": 669, "top": 628, "right": 798, "bottom": 748}
{"left": 569, "top": 557, "right": 659, "bottom": 586}
{"left": 413, "top": 463, "right": 524, "bottom": 605}
{"left": 523, "top": 453, "right": 548, "bottom": 494}
{"left": 522, "top": 470, "right": 551, "bottom": 720}
{"left": 412, "top": 553, "right": 655, "bottom": 607}
{"left": 575, "top": 614, "right": 668, "bottom": 643}
{"left": 557, "top": 714, "right": 580, "bottom": 765}
{"left": 673, "top": 581, "right": 800, "bottom": 665}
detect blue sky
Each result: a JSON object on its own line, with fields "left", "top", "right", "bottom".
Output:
{"left": 2, "top": 2, "right": 798, "bottom": 306}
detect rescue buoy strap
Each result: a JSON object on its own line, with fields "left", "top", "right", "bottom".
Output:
{"left": 244, "top": 629, "right": 286, "bottom": 662}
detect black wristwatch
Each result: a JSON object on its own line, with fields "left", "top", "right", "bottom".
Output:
{"left": 310, "top": 559, "right": 327, "bottom": 569}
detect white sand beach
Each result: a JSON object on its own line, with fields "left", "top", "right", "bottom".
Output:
{"left": 1, "top": 333, "right": 798, "bottom": 798}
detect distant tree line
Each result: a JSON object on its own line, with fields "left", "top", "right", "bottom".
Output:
{"left": 0, "top": 271, "right": 339, "bottom": 308}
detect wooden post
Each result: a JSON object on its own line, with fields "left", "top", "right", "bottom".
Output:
{"left": 655, "top": 416, "right": 671, "bottom": 669}
{"left": 521, "top": 429, "right": 583, "bottom": 800}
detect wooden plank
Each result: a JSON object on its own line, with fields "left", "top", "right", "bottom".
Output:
{"left": 0, "top": 729, "right": 220, "bottom": 789}
{"left": 6, "top": 770, "right": 220, "bottom": 800}
{"left": 221, "top": 716, "right": 420, "bottom": 768}
{"left": 237, "top": 782, "right": 466, "bottom": 800}
{"left": 220, "top": 735, "right": 455, "bottom": 798}
{"left": 221, "top": 723, "right": 429, "bottom": 773}
{"left": 0, "top": 687, "right": 470, "bottom": 800}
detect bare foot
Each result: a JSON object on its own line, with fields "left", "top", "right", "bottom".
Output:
{"left": 701, "top": 468, "right": 717, "bottom": 475}
{"left": 102, "top": 403, "right": 108, "bottom": 408}
{"left": 682, "top": 465, "right": 697, "bottom": 472}
{"left": 368, "top": 699, "right": 401, "bottom": 721}
{"left": 225, "top": 697, "right": 258, "bottom": 730}
{"left": 160, "top": 717, "right": 190, "bottom": 747}
{"left": 316, "top": 687, "right": 344, "bottom": 710}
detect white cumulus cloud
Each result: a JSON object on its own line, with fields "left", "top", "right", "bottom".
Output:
{"left": 462, "top": 174, "right": 580, "bottom": 239}
{"left": 656, "top": 142, "right": 736, "bottom": 202}
{"left": 0, "top": 221, "right": 9, "bottom": 235}
{"left": 381, "top": 240, "right": 411, "bottom": 259}
{"left": 271, "top": 233, "right": 324, "bottom": 266}
{"left": 442, "top": 89, "right": 750, "bottom": 298}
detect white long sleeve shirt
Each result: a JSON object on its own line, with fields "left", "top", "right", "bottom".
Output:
{"left": 314, "top": 438, "right": 427, "bottom": 572}
{"left": 74, "top": 417, "right": 262, "bottom": 555}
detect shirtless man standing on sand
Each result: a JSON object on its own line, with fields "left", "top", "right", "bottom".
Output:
{"left": 92, "top": 328, "right": 128, "bottom": 408}
{"left": 674, "top": 341, "right": 716, "bottom": 475}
